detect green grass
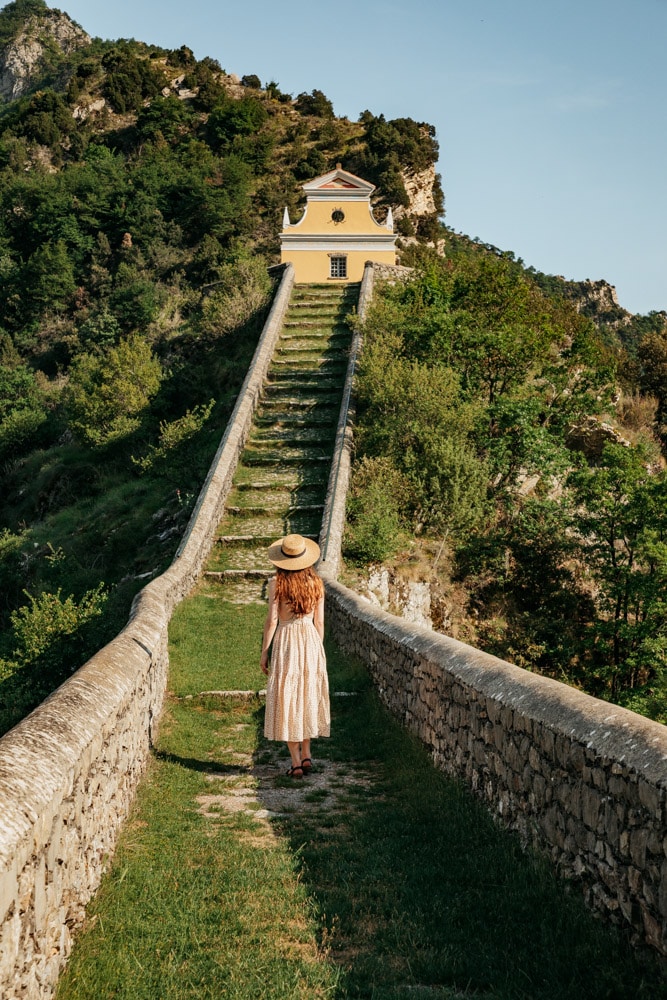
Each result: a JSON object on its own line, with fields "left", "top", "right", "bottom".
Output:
{"left": 56, "top": 700, "right": 340, "bottom": 1000}
{"left": 169, "top": 592, "right": 266, "bottom": 694}
{"left": 55, "top": 593, "right": 667, "bottom": 1000}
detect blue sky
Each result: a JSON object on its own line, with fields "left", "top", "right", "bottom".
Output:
{"left": 57, "top": 0, "right": 667, "bottom": 315}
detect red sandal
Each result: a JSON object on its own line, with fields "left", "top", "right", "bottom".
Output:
{"left": 286, "top": 765, "right": 303, "bottom": 778}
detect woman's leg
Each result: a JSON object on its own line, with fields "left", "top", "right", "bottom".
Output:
{"left": 287, "top": 741, "right": 302, "bottom": 772}
{"left": 301, "top": 738, "right": 311, "bottom": 764}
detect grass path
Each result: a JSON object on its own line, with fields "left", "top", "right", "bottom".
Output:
{"left": 55, "top": 591, "right": 666, "bottom": 1000}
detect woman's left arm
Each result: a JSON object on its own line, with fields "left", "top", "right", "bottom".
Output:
{"left": 260, "top": 578, "right": 279, "bottom": 675}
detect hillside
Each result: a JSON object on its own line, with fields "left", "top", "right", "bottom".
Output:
{"left": 0, "top": 0, "right": 665, "bottom": 734}
{"left": 0, "top": 0, "right": 444, "bottom": 732}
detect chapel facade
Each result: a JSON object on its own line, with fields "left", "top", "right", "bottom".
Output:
{"left": 280, "top": 165, "right": 396, "bottom": 283}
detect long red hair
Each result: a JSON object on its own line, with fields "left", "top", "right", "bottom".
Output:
{"left": 274, "top": 567, "right": 324, "bottom": 616}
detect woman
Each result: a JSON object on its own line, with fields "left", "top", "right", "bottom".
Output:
{"left": 260, "top": 533, "right": 330, "bottom": 777}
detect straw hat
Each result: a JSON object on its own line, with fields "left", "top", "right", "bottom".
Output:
{"left": 267, "top": 533, "right": 320, "bottom": 570}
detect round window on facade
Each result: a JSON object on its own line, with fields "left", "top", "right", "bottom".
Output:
{"left": 331, "top": 209, "right": 345, "bottom": 223}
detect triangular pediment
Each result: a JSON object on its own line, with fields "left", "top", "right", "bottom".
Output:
{"left": 302, "top": 167, "right": 375, "bottom": 196}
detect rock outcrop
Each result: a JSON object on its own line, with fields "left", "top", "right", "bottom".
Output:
{"left": 395, "top": 162, "right": 439, "bottom": 219}
{"left": 0, "top": 9, "right": 90, "bottom": 101}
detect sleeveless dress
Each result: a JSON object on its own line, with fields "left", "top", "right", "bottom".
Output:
{"left": 264, "top": 608, "right": 330, "bottom": 742}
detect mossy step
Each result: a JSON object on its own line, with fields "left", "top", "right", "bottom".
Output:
{"left": 216, "top": 512, "right": 322, "bottom": 537}
{"left": 273, "top": 350, "right": 348, "bottom": 364}
{"left": 248, "top": 431, "right": 335, "bottom": 447}
{"left": 264, "top": 371, "right": 343, "bottom": 399}
{"left": 215, "top": 532, "right": 318, "bottom": 546}
{"left": 269, "top": 359, "right": 347, "bottom": 372}
{"left": 226, "top": 503, "right": 324, "bottom": 517}
{"left": 232, "top": 467, "right": 328, "bottom": 488}
{"left": 254, "top": 411, "right": 339, "bottom": 427}
{"left": 202, "top": 576, "right": 267, "bottom": 604}
{"left": 205, "top": 569, "right": 273, "bottom": 579}
{"left": 225, "top": 489, "right": 325, "bottom": 511}
{"left": 282, "top": 321, "right": 350, "bottom": 333}
{"left": 279, "top": 331, "right": 348, "bottom": 342}
{"left": 242, "top": 451, "right": 332, "bottom": 466}
{"left": 260, "top": 393, "right": 342, "bottom": 408}
{"left": 207, "top": 544, "right": 271, "bottom": 572}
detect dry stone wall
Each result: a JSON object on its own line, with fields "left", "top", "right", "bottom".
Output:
{"left": 322, "top": 579, "right": 667, "bottom": 957}
{"left": 0, "top": 264, "right": 295, "bottom": 999}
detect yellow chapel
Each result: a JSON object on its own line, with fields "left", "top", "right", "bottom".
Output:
{"left": 280, "top": 165, "right": 396, "bottom": 283}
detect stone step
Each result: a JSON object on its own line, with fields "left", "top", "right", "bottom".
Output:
{"left": 217, "top": 513, "right": 322, "bottom": 537}
{"left": 227, "top": 485, "right": 325, "bottom": 505}
{"left": 216, "top": 532, "right": 318, "bottom": 545}
{"left": 268, "top": 361, "right": 347, "bottom": 377}
{"left": 226, "top": 503, "right": 324, "bottom": 517}
{"left": 205, "top": 576, "right": 267, "bottom": 605}
{"left": 232, "top": 467, "right": 328, "bottom": 489}
{"left": 254, "top": 411, "right": 338, "bottom": 427}
{"left": 242, "top": 451, "right": 331, "bottom": 466}
{"left": 262, "top": 382, "right": 342, "bottom": 397}
{"left": 205, "top": 569, "right": 273, "bottom": 579}
{"left": 249, "top": 427, "right": 335, "bottom": 444}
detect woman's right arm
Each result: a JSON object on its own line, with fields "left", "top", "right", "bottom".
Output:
{"left": 313, "top": 594, "right": 325, "bottom": 643}
{"left": 260, "top": 578, "right": 279, "bottom": 675}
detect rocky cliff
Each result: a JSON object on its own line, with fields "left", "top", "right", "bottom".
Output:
{"left": 0, "top": 7, "right": 90, "bottom": 101}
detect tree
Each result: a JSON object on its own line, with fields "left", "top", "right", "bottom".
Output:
{"left": 294, "top": 89, "right": 334, "bottom": 118}
{"left": 65, "top": 335, "right": 163, "bottom": 447}
{"left": 568, "top": 444, "right": 667, "bottom": 696}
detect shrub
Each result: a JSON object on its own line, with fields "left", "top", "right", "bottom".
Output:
{"left": 65, "top": 335, "right": 163, "bottom": 447}
{"left": 345, "top": 457, "right": 409, "bottom": 563}
{"left": 132, "top": 398, "right": 215, "bottom": 476}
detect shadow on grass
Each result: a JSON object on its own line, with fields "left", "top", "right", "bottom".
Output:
{"left": 250, "top": 640, "right": 667, "bottom": 1000}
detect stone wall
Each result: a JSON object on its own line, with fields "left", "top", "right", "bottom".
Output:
{"left": 318, "top": 262, "right": 374, "bottom": 575}
{"left": 0, "top": 264, "right": 295, "bottom": 999}
{"left": 322, "top": 580, "right": 667, "bottom": 957}
{"left": 318, "top": 263, "right": 667, "bottom": 958}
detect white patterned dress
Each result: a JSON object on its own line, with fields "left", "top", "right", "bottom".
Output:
{"left": 264, "top": 605, "right": 330, "bottom": 742}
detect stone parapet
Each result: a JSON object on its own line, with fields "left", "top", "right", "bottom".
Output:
{"left": 322, "top": 577, "right": 667, "bottom": 957}
{"left": 319, "top": 263, "right": 374, "bottom": 576}
{"left": 0, "top": 264, "right": 295, "bottom": 999}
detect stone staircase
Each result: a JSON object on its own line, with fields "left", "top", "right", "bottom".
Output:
{"left": 204, "top": 283, "right": 360, "bottom": 604}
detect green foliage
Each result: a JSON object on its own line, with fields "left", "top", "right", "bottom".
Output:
{"left": 135, "top": 95, "right": 193, "bottom": 145}
{"left": 0, "top": 583, "right": 108, "bottom": 732}
{"left": 196, "top": 250, "right": 272, "bottom": 337}
{"left": 568, "top": 444, "right": 667, "bottom": 696}
{"left": 349, "top": 248, "right": 666, "bottom": 716}
{"left": 16, "top": 90, "right": 75, "bottom": 148}
{"left": 7, "top": 583, "right": 108, "bottom": 669}
{"left": 345, "top": 456, "right": 408, "bottom": 562}
{"left": 352, "top": 112, "right": 441, "bottom": 208}
{"left": 102, "top": 46, "right": 165, "bottom": 113}
{"left": 65, "top": 335, "right": 163, "bottom": 446}
{"left": 240, "top": 74, "right": 261, "bottom": 89}
{"left": 207, "top": 95, "right": 268, "bottom": 149}
{"left": 132, "top": 398, "right": 215, "bottom": 476}
{"left": 0, "top": 363, "right": 48, "bottom": 459}
{"left": 294, "top": 89, "right": 334, "bottom": 118}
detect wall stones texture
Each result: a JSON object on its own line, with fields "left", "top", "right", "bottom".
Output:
{"left": 0, "top": 265, "right": 295, "bottom": 999}
{"left": 322, "top": 579, "right": 667, "bottom": 957}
